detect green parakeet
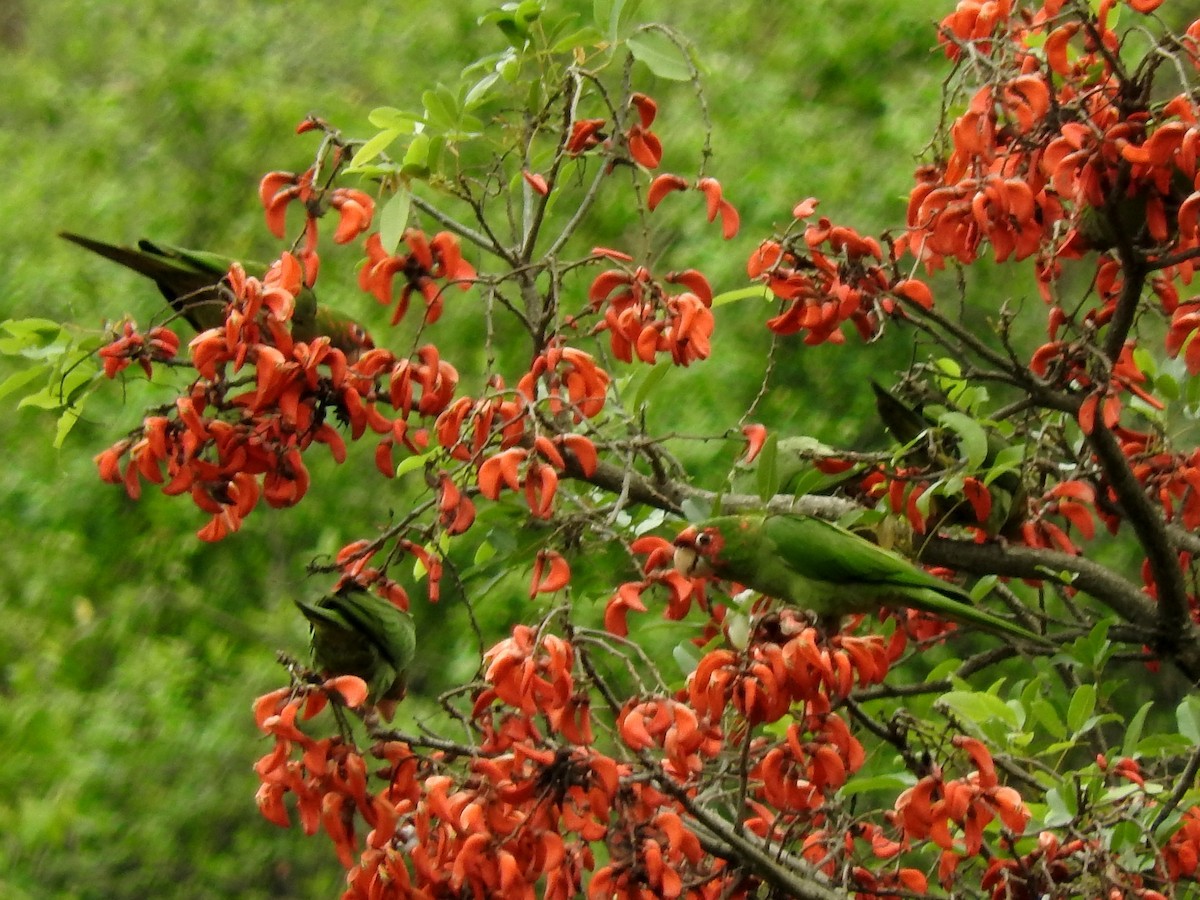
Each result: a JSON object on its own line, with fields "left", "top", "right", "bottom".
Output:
{"left": 294, "top": 588, "right": 416, "bottom": 721}
{"left": 60, "top": 232, "right": 373, "bottom": 358}
{"left": 872, "top": 380, "right": 1026, "bottom": 537}
{"left": 673, "top": 513, "right": 1045, "bottom": 643}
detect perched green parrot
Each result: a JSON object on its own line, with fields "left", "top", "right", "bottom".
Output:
{"left": 673, "top": 513, "right": 1046, "bottom": 643}
{"left": 872, "top": 380, "right": 1026, "bottom": 537}
{"left": 294, "top": 589, "right": 416, "bottom": 721}
{"left": 60, "top": 232, "right": 373, "bottom": 358}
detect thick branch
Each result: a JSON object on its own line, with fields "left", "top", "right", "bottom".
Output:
{"left": 920, "top": 532, "right": 1200, "bottom": 682}
{"left": 918, "top": 535, "right": 1156, "bottom": 627}
{"left": 1086, "top": 423, "right": 1192, "bottom": 642}
{"left": 562, "top": 454, "right": 686, "bottom": 513}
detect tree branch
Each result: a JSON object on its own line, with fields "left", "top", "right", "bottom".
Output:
{"left": 1085, "top": 423, "right": 1192, "bottom": 645}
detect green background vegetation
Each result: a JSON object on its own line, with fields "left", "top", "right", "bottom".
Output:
{"left": 0, "top": 1, "right": 991, "bottom": 896}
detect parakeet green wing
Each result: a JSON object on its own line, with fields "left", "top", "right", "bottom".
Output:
{"left": 759, "top": 514, "right": 964, "bottom": 597}
{"left": 675, "top": 514, "right": 1048, "bottom": 644}
{"left": 294, "top": 589, "right": 416, "bottom": 719}
{"left": 60, "top": 231, "right": 234, "bottom": 330}
{"left": 872, "top": 380, "right": 1026, "bottom": 537}
{"left": 60, "top": 231, "right": 372, "bottom": 357}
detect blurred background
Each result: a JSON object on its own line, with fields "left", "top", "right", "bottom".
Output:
{"left": 0, "top": 1, "right": 954, "bottom": 895}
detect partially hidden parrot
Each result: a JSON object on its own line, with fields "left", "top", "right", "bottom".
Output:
{"left": 60, "top": 232, "right": 373, "bottom": 358}
{"left": 673, "top": 513, "right": 1046, "bottom": 644}
{"left": 872, "top": 380, "right": 1026, "bottom": 538}
{"left": 294, "top": 589, "right": 416, "bottom": 721}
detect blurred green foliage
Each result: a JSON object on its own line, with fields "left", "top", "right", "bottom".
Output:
{"left": 0, "top": 0, "right": 980, "bottom": 895}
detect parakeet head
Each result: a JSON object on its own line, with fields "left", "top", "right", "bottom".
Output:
{"left": 344, "top": 321, "right": 375, "bottom": 357}
{"left": 673, "top": 523, "right": 725, "bottom": 578}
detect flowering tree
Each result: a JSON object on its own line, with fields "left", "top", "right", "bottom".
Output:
{"left": 23, "top": 0, "right": 1200, "bottom": 896}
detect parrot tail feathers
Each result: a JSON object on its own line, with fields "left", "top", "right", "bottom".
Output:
{"left": 905, "top": 587, "right": 1051, "bottom": 646}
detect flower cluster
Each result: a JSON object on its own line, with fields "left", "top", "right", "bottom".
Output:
{"left": 894, "top": 736, "right": 1030, "bottom": 888}
{"left": 587, "top": 259, "right": 716, "bottom": 366}
{"left": 260, "top": 167, "right": 375, "bottom": 283}
{"left": 253, "top": 615, "right": 768, "bottom": 899}
{"left": 647, "top": 173, "right": 740, "bottom": 240}
{"left": 359, "top": 229, "right": 476, "bottom": 325}
{"left": 1165, "top": 806, "right": 1200, "bottom": 882}
{"left": 1018, "top": 481, "right": 1098, "bottom": 556}
{"left": 925, "top": 3, "right": 1200, "bottom": 353}
{"left": 747, "top": 204, "right": 932, "bottom": 346}
{"left": 94, "top": 255, "right": 363, "bottom": 540}
{"left": 253, "top": 679, "right": 398, "bottom": 870}
{"left": 1029, "top": 341, "right": 1161, "bottom": 435}
{"left": 1113, "top": 431, "right": 1200, "bottom": 532}
{"left": 685, "top": 617, "right": 898, "bottom": 723}
{"left": 96, "top": 321, "right": 180, "bottom": 378}
{"left": 567, "top": 91, "right": 664, "bottom": 169}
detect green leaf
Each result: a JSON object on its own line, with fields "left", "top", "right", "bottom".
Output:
{"left": 712, "top": 285, "right": 769, "bottom": 307}
{"left": 1043, "top": 786, "right": 1076, "bottom": 827}
{"left": 1107, "top": 818, "right": 1142, "bottom": 855}
{"left": 633, "top": 507, "right": 667, "bottom": 536}
{"left": 939, "top": 411, "right": 988, "bottom": 468}
{"left": 926, "top": 657, "right": 962, "bottom": 684}
{"left": 514, "top": 0, "right": 542, "bottom": 25}
{"left": 349, "top": 128, "right": 402, "bottom": 170}
{"left": 1155, "top": 371, "right": 1180, "bottom": 402}
{"left": 984, "top": 443, "right": 1025, "bottom": 484}
{"left": 839, "top": 773, "right": 911, "bottom": 798}
{"left": 680, "top": 496, "right": 712, "bottom": 524}
{"left": 1137, "top": 733, "right": 1193, "bottom": 754}
{"left": 1067, "top": 683, "right": 1096, "bottom": 734}
{"left": 933, "top": 357, "right": 962, "bottom": 379}
{"left": 1177, "top": 695, "right": 1200, "bottom": 743}
{"left": 1031, "top": 697, "right": 1067, "bottom": 739}
{"left": 482, "top": 11, "right": 528, "bottom": 44}
{"left": 938, "top": 690, "right": 1019, "bottom": 730}
{"left": 1073, "top": 618, "right": 1114, "bottom": 669}
{"left": 755, "top": 432, "right": 779, "bottom": 503}
{"left": 627, "top": 31, "right": 691, "bottom": 81}
{"left": 0, "top": 365, "right": 46, "bottom": 404}
{"left": 550, "top": 25, "right": 605, "bottom": 53}
{"left": 422, "top": 86, "right": 459, "bottom": 130}
{"left": 394, "top": 451, "right": 432, "bottom": 479}
{"left": 346, "top": 163, "right": 401, "bottom": 179}
{"left": 672, "top": 641, "right": 700, "bottom": 676}
{"left": 379, "top": 184, "right": 413, "bottom": 254}
{"left": 1132, "top": 345, "right": 1156, "bottom": 377}
{"left": 630, "top": 359, "right": 671, "bottom": 411}
{"left": 402, "top": 132, "right": 432, "bottom": 177}
{"left": 1, "top": 317, "right": 64, "bottom": 339}
{"left": 595, "top": 0, "right": 642, "bottom": 42}
{"left": 54, "top": 404, "right": 83, "bottom": 448}
{"left": 56, "top": 363, "right": 97, "bottom": 407}
{"left": 480, "top": 0, "right": 541, "bottom": 44}
{"left": 1121, "top": 701, "right": 1154, "bottom": 758}
{"left": 464, "top": 72, "right": 501, "bottom": 110}
{"left": 0, "top": 318, "right": 65, "bottom": 355}
{"left": 18, "top": 388, "right": 62, "bottom": 410}
{"left": 967, "top": 574, "right": 999, "bottom": 603}
{"left": 473, "top": 540, "right": 496, "bottom": 567}
{"left": 368, "top": 107, "right": 421, "bottom": 131}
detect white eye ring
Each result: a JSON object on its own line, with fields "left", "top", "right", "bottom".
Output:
{"left": 696, "top": 531, "right": 711, "bottom": 548}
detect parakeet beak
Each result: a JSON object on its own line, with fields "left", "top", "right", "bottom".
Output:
{"left": 673, "top": 526, "right": 703, "bottom": 577}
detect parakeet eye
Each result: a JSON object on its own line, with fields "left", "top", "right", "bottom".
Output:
{"left": 349, "top": 324, "right": 374, "bottom": 348}
{"left": 696, "top": 531, "right": 712, "bottom": 549}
